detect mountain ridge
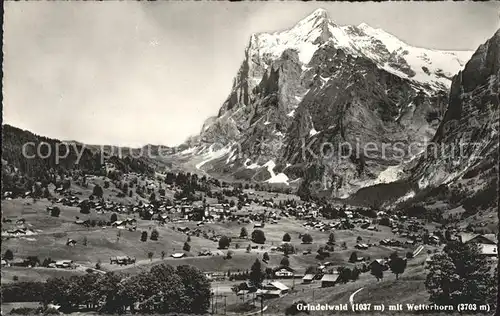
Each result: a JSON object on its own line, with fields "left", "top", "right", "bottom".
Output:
{"left": 176, "top": 9, "right": 476, "bottom": 199}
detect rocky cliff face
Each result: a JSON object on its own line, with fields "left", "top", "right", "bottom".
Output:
{"left": 180, "top": 9, "right": 473, "bottom": 198}
{"left": 412, "top": 29, "right": 499, "bottom": 199}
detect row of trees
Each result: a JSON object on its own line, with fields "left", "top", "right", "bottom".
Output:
{"left": 2, "top": 264, "right": 211, "bottom": 314}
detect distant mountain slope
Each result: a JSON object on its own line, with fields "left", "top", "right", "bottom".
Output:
{"left": 1, "top": 124, "right": 155, "bottom": 194}
{"left": 175, "top": 9, "right": 473, "bottom": 197}
{"left": 409, "top": 29, "right": 499, "bottom": 212}
{"left": 347, "top": 28, "right": 499, "bottom": 216}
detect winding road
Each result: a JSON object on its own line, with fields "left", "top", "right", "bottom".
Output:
{"left": 349, "top": 287, "right": 364, "bottom": 306}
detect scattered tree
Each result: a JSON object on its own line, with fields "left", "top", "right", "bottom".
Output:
{"left": 283, "top": 243, "right": 295, "bottom": 256}
{"left": 4, "top": 249, "right": 14, "bottom": 261}
{"left": 240, "top": 227, "right": 248, "bottom": 238}
{"left": 283, "top": 233, "right": 291, "bottom": 242}
{"left": 183, "top": 242, "right": 191, "bottom": 252}
{"left": 150, "top": 229, "right": 159, "bottom": 241}
{"left": 249, "top": 259, "right": 264, "bottom": 287}
{"left": 327, "top": 233, "right": 336, "bottom": 245}
{"left": 389, "top": 255, "right": 407, "bottom": 280}
{"left": 280, "top": 257, "right": 290, "bottom": 267}
{"left": 251, "top": 229, "right": 266, "bottom": 244}
{"left": 92, "top": 184, "right": 103, "bottom": 198}
{"left": 218, "top": 236, "right": 231, "bottom": 249}
{"left": 50, "top": 207, "right": 60, "bottom": 217}
{"left": 140, "top": 231, "right": 148, "bottom": 242}
{"left": 349, "top": 252, "right": 358, "bottom": 263}
{"left": 263, "top": 252, "right": 270, "bottom": 262}
{"left": 371, "top": 262, "right": 384, "bottom": 281}
{"left": 301, "top": 233, "right": 313, "bottom": 244}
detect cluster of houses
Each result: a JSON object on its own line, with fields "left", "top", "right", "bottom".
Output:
{"left": 425, "top": 232, "right": 497, "bottom": 267}
{"left": 1, "top": 218, "right": 37, "bottom": 238}
{"left": 110, "top": 256, "right": 136, "bottom": 265}
{"left": 233, "top": 280, "right": 290, "bottom": 298}
{"left": 303, "top": 219, "right": 356, "bottom": 231}
{"left": 1, "top": 258, "right": 75, "bottom": 269}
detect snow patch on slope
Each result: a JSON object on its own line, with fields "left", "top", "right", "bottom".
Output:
{"left": 263, "top": 160, "right": 289, "bottom": 184}
{"left": 244, "top": 158, "right": 260, "bottom": 169}
{"left": 195, "top": 145, "right": 232, "bottom": 170}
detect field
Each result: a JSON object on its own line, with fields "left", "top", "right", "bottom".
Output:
{"left": 2, "top": 194, "right": 420, "bottom": 278}
{"left": 0, "top": 174, "right": 485, "bottom": 316}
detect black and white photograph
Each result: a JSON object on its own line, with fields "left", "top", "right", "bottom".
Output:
{"left": 1, "top": 1, "right": 499, "bottom": 315}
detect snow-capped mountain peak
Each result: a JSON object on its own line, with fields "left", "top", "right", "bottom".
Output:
{"left": 292, "top": 8, "right": 332, "bottom": 31}
{"left": 247, "top": 9, "right": 473, "bottom": 92}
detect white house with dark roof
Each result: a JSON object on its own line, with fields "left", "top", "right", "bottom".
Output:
{"left": 302, "top": 274, "right": 315, "bottom": 284}
{"left": 459, "top": 233, "right": 497, "bottom": 257}
{"left": 320, "top": 273, "right": 338, "bottom": 287}
{"left": 256, "top": 281, "right": 289, "bottom": 298}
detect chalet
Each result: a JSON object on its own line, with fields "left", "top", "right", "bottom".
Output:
{"left": 235, "top": 282, "right": 257, "bottom": 295}
{"left": 429, "top": 235, "right": 440, "bottom": 244}
{"left": 355, "top": 244, "right": 369, "bottom": 250}
{"left": 171, "top": 253, "right": 185, "bottom": 258}
{"left": 111, "top": 221, "right": 125, "bottom": 227}
{"left": 257, "top": 281, "right": 289, "bottom": 298}
{"left": 459, "top": 233, "right": 497, "bottom": 256}
{"left": 424, "top": 257, "right": 434, "bottom": 268}
{"left": 302, "top": 274, "right": 315, "bottom": 284}
{"left": 368, "top": 259, "right": 388, "bottom": 271}
{"left": 110, "top": 256, "right": 136, "bottom": 265}
{"left": 10, "top": 258, "right": 29, "bottom": 267}
{"left": 158, "top": 214, "right": 170, "bottom": 223}
{"left": 125, "top": 218, "right": 137, "bottom": 225}
{"left": 177, "top": 227, "right": 190, "bottom": 233}
{"left": 55, "top": 260, "right": 74, "bottom": 268}
{"left": 199, "top": 250, "right": 213, "bottom": 256}
{"left": 274, "top": 266, "right": 294, "bottom": 278}
{"left": 320, "top": 274, "right": 337, "bottom": 287}
{"left": 254, "top": 223, "right": 263, "bottom": 228}
{"left": 66, "top": 239, "right": 77, "bottom": 246}
{"left": 5, "top": 229, "right": 27, "bottom": 236}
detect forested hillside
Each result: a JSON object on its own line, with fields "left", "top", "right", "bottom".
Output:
{"left": 1, "top": 124, "right": 154, "bottom": 196}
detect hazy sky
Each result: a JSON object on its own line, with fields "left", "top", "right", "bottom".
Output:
{"left": 3, "top": 2, "right": 499, "bottom": 147}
